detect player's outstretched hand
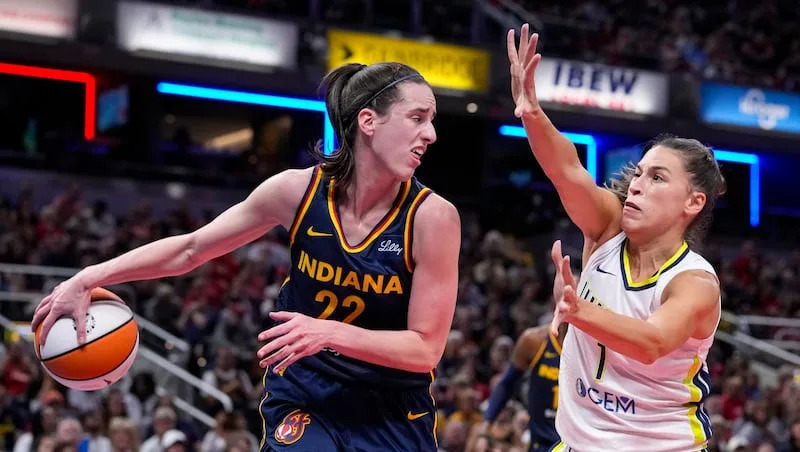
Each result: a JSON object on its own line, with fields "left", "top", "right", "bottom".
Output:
{"left": 550, "top": 240, "right": 578, "bottom": 336}
{"left": 507, "top": 23, "right": 542, "bottom": 118}
{"left": 31, "top": 277, "right": 92, "bottom": 345}
{"left": 257, "top": 311, "right": 331, "bottom": 374}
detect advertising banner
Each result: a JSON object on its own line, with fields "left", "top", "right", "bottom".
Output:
{"left": 0, "top": 0, "right": 77, "bottom": 39}
{"left": 327, "top": 29, "right": 490, "bottom": 93}
{"left": 118, "top": 1, "right": 298, "bottom": 69}
{"left": 534, "top": 57, "right": 669, "bottom": 116}
{"left": 701, "top": 82, "right": 800, "bottom": 134}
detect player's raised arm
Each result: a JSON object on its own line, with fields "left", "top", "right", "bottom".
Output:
{"left": 508, "top": 24, "right": 622, "bottom": 242}
{"left": 32, "top": 168, "right": 313, "bottom": 344}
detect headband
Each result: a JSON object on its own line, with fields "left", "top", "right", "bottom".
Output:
{"left": 357, "top": 73, "right": 424, "bottom": 112}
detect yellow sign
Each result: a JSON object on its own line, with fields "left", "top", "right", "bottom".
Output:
{"left": 327, "top": 29, "right": 490, "bottom": 93}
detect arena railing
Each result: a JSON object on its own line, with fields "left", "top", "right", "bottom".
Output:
{"left": 0, "top": 263, "right": 190, "bottom": 357}
{"left": 0, "top": 312, "right": 231, "bottom": 426}
{"left": 718, "top": 310, "right": 800, "bottom": 386}
{"left": 0, "top": 263, "right": 235, "bottom": 417}
{"left": 728, "top": 313, "right": 800, "bottom": 352}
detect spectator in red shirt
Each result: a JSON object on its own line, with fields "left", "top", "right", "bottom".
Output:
{"left": 0, "top": 341, "right": 37, "bottom": 398}
{"left": 722, "top": 375, "right": 748, "bottom": 422}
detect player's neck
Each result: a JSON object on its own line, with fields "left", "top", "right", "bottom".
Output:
{"left": 342, "top": 154, "right": 404, "bottom": 219}
{"left": 625, "top": 230, "right": 685, "bottom": 279}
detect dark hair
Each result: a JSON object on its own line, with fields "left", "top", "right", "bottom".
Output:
{"left": 606, "top": 134, "right": 727, "bottom": 247}
{"left": 312, "top": 62, "right": 428, "bottom": 190}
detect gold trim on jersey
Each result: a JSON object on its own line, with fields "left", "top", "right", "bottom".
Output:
{"left": 529, "top": 335, "right": 548, "bottom": 369}
{"left": 403, "top": 188, "right": 432, "bottom": 272}
{"left": 683, "top": 355, "right": 710, "bottom": 447}
{"left": 288, "top": 166, "right": 324, "bottom": 245}
{"left": 327, "top": 178, "right": 412, "bottom": 253}
{"left": 428, "top": 370, "right": 438, "bottom": 448}
{"left": 622, "top": 240, "right": 689, "bottom": 290}
{"left": 548, "top": 330, "right": 562, "bottom": 355}
{"left": 258, "top": 367, "right": 270, "bottom": 450}
{"left": 550, "top": 441, "right": 567, "bottom": 451}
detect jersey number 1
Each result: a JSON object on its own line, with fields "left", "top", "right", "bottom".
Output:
{"left": 315, "top": 290, "right": 365, "bottom": 324}
{"left": 595, "top": 342, "right": 607, "bottom": 380}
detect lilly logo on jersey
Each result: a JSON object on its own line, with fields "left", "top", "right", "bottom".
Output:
{"left": 274, "top": 409, "right": 312, "bottom": 445}
{"left": 378, "top": 239, "right": 403, "bottom": 255}
{"left": 575, "top": 378, "right": 636, "bottom": 415}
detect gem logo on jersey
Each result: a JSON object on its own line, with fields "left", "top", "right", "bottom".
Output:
{"left": 575, "top": 378, "right": 636, "bottom": 415}
{"left": 274, "top": 410, "right": 312, "bottom": 445}
{"left": 576, "top": 378, "right": 587, "bottom": 397}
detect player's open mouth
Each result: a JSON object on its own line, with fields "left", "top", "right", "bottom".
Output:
{"left": 624, "top": 201, "right": 641, "bottom": 211}
{"left": 411, "top": 147, "right": 425, "bottom": 158}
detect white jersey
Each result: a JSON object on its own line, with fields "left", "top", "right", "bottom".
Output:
{"left": 556, "top": 232, "right": 718, "bottom": 452}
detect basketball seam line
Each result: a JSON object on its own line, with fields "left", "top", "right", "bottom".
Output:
{"left": 41, "top": 316, "right": 135, "bottom": 363}
{"left": 44, "top": 331, "right": 139, "bottom": 382}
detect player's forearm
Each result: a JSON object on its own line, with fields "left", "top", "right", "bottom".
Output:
{"left": 483, "top": 363, "right": 525, "bottom": 422}
{"left": 75, "top": 234, "right": 198, "bottom": 290}
{"left": 520, "top": 109, "right": 585, "bottom": 183}
{"left": 571, "top": 299, "right": 665, "bottom": 364}
{"left": 326, "top": 323, "right": 439, "bottom": 373}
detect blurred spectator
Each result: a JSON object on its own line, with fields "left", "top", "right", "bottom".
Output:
{"left": 201, "top": 347, "right": 254, "bottom": 412}
{"left": 723, "top": 376, "right": 748, "bottom": 422}
{"left": 53, "top": 417, "right": 88, "bottom": 451}
{"left": 1, "top": 340, "right": 38, "bottom": 398}
{"left": 160, "top": 429, "right": 188, "bottom": 452}
{"left": 140, "top": 407, "right": 180, "bottom": 452}
{"left": 80, "top": 410, "right": 112, "bottom": 452}
{"left": 0, "top": 384, "right": 27, "bottom": 451}
{"left": 143, "top": 283, "right": 183, "bottom": 337}
{"left": 107, "top": 417, "right": 141, "bottom": 452}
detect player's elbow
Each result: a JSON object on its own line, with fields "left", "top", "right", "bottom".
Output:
{"left": 411, "top": 348, "right": 440, "bottom": 373}
{"left": 636, "top": 338, "right": 669, "bottom": 365}
{"left": 183, "top": 233, "right": 202, "bottom": 272}
{"left": 635, "top": 350, "right": 659, "bottom": 365}
{"left": 408, "top": 339, "right": 442, "bottom": 373}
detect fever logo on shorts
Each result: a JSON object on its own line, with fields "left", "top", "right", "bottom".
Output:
{"left": 274, "top": 409, "right": 312, "bottom": 445}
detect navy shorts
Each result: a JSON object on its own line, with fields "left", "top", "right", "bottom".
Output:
{"left": 259, "top": 363, "right": 437, "bottom": 451}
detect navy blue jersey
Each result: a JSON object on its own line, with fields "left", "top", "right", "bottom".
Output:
{"left": 274, "top": 165, "right": 433, "bottom": 388}
{"left": 528, "top": 331, "right": 561, "bottom": 450}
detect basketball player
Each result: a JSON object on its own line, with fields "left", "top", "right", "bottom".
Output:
{"left": 32, "top": 62, "right": 461, "bottom": 451}
{"left": 479, "top": 324, "right": 564, "bottom": 452}
{"left": 508, "top": 24, "right": 725, "bottom": 451}
{"left": 479, "top": 301, "right": 567, "bottom": 452}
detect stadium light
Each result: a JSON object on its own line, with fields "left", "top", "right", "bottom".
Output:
{"left": 499, "top": 125, "right": 760, "bottom": 227}
{"left": 156, "top": 82, "right": 335, "bottom": 155}
{"left": 0, "top": 63, "right": 96, "bottom": 140}
{"left": 498, "top": 125, "right": 597, "bottom": 183}
{"left": 713, "top": 150, "right": 760, "bottom": 227}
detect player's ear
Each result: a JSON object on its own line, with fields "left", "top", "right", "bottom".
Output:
{"left": 357, "top": 108, "right": 377, "bottom": 136}
{"left": 685, "top": 190, "right": 706, "bottom": 217}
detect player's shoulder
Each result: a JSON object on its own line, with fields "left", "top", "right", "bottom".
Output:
{"left": 518, "top": 325, "right": 549, "bottom": 352}
{"left": 246, "top": 166, "right": 320, "bottom": 228}
{"left": 252, "top": 166, "right": 318, "bottom": 200}
{"left": 414, "top": 192, "right": 460, "bottom": 230}
{"left": 271, "top": 166, "right": 319, "bottom": 188}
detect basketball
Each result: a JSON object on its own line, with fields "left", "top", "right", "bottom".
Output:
{"left": 34, "top": 287, "right": 139, "bottom": 391}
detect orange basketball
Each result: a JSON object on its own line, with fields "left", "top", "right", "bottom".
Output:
{"left": 34, "top": 287, "right": 139, "bottom": 391}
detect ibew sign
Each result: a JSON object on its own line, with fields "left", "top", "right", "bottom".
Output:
{"left": 534, "top": 58, "right": 668, "bottom": 116}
